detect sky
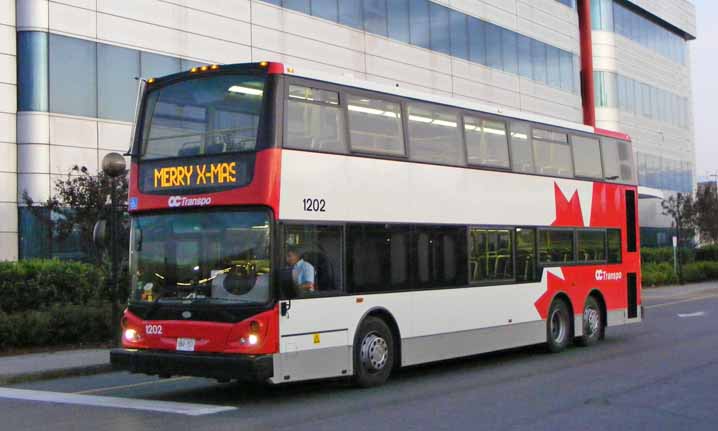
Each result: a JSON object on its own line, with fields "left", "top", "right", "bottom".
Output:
{"left": 692, "top": 0, "right": 718, "bottom": 180}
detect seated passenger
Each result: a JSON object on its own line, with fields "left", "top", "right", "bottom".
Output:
{"left": 286, "top": 246, "right": 316, "bottom": 292}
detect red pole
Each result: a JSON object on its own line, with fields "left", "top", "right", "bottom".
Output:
{"left": 578, "top": 0, "right": 596, "bottom": 127}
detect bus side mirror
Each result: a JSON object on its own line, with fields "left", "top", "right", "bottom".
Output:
{"left": 93, "top": 219, "right": 108, "bottom": 249}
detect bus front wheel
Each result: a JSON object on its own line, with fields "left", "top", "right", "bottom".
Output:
{"left": 546, "top": 299, "right": 571, "bottom": 353}
{"left": 353, "top": 316, "right": 394, "bottom": 388}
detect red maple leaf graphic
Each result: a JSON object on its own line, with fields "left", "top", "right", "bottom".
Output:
{"left": 551, "top": 183, "right": 584, "bottom": 227}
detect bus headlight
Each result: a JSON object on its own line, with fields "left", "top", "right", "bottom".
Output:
{"left": 124, "top": 328, "right": 139, "bottom": 342}
{"left": 248, "top": 334, "right": 259, "bottom": 345}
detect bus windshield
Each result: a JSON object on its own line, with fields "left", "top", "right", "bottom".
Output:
{"left": 129, "top": 210, "right": 271, "bottom": 305}
{"left": 140, "top": 74, "right": 266, "bottom": 160}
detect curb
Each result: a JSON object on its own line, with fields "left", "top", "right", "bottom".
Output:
{"left": 0, "top": 363, "right": 113, "bottom": 386}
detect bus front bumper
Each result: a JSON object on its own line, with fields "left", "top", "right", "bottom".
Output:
{"left": 110, "top": 348, "right": 273, "bottom": 382}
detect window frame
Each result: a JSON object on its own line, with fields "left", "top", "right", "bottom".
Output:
{"left": 537, "top": 227, "right": 577, "bottom": 267}
{"left": 467, "top": 226, "right": 516, "bottom": 286}
{"left": 283, "top": 78, "right": 348, "bottom": 155}
{"left": 530, "top": 125, "right": 576, "bottom": 178}
{"left": 570, "top": 133, "right": 605, "bottom": 180}
{"left": 575, "top": 228, "right": 608, "bottom": 264}
{"left": 344, "top": 87, "right": 408, "bottom": 158}
{"left": 463, "top": 114, "right": 512, "bottom": 170}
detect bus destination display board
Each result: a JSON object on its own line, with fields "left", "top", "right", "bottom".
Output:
{"left": 139, "top": 153, "right": 254, "bottom": 194}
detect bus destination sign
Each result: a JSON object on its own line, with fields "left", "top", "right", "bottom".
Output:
{"left": 139, "top": 154, "right": 254, "bottom": 194}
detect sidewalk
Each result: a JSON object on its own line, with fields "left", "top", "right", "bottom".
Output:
{"left": 0, "top": 349, "right": 111, "bottom": 385}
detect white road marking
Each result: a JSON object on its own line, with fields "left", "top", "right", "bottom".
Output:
{"left": 645, "top": 294, "right": 718, "bottom": 309}
{"left": 677, "top": 311, "right": 706, "bottom": 318}
{"left": 75, "top": 376, "right": 193, "bottom": 395}
{"left": 0, "top": 388, "right": 236, "bottom": 416}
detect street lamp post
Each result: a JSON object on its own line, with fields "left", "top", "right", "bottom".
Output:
{"left": 102, "top": 152, "right": 127, "bottom": 346}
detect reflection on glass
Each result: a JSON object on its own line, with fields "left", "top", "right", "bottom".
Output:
{"left": 129, "top": 210, "right": 271, "bottom": 304}
{"left": 141, "top": 74, "right": 266, "bottom": 159}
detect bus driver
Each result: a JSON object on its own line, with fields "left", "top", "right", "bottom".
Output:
{"left": 286, "top": 246, "right": 316, "bottom": 292}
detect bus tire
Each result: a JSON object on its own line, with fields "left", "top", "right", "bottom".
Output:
{"left": 353, "top": 316, "right": 394, "bottom": 388}
{"left": 576, "top": 296, "right": 603, "bottom": 347}
{"left": 546, "top": 298, "right": 571, "bottom": 353}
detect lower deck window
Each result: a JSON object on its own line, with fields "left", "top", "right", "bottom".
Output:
{"left": 469, "top": 229, "right": 513, "bottom": 282}
{"left": 538, "top": 229, "right": 575, "bottom": 264}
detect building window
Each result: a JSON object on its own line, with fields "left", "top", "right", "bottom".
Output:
{"left": 311, "top": 0, "right": 338, "bottom": 22}
{"left": 98, "top": 44, "right": 140, "bottom": 122}
{"left": 339, "top": 0, "right": 363, "bottom": 29}
{"left": 346, "top": 94, "right": 404, "bottom": 156}
{"left": 429, "top": 2, "right": 450, "bottom": 55}
{"left": 17, "top": 31, "right": 49, "bottom": 112}
{"left": 449, "top": 10, "right": 468, "bottom": 60}
{"left": 49, "top": 34, "right": 97, "bottom": 117}
{"left": 364, "top": 0, "right": 388, "bottom": 36}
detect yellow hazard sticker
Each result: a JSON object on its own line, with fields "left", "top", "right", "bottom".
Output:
{"left": 313, "top": 333, "right": 320, "bottom": 344}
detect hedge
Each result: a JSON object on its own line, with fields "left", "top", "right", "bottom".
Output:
{"left": 695, "top": 245, "right": 718, "bottom": 262}
{"left": 641, "top": 247, "right": 695, "bottom": 265}
{"left": 642, "top": 261, "right": 718, "bottom": 287}
{"left": 0, "top": 303, "right": 112, "bottom": 350}
{"left": 0, "top": 259, "right": 103, "bottom": 314}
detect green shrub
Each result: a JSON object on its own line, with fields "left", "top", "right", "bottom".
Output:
{"left": 682, "top": 263, "right": 707, "bottom": 283}
{"left": 641, "top": 262, "right": 679, "bottom": 287}
{"left": 0, "top": 303, "right": 111, "bottom": 350}
{"left": 0, "top": 259, "right": 103, "bottom": 314}
{"left": 641, "top": 247, "right": 695, "bottom": 265}
{"left": 695, "top": 245, "right": 718, "bottom": 262}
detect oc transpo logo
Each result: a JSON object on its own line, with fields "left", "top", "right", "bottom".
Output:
{"left": 595, "top": 269, "right": 623, "bottom": 281}
{"left": 168, "top": 195, "right": 212, "bottom": 208}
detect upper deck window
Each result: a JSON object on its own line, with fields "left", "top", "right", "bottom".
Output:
{"left": 346, "top": 94, "right": 404, "bottom": 156}
{"left": 140, "top": 74, "right": 266, "bottom": 160}
{"left": 572, "top": 135, "right": 603, "bottom": 179}
{"left": 407, "top": 102, "right": 464, "bottom": 166}
{"left": 532, "top": 128, "right": 573, "bottom": 178}
{"left": 601, "top": 138, "right": 636, "bottom": 184}
{"left": 287, "top": 85, "right": 346, "bottom": 154}
{"left": 464, "top": 116, "right": 510, "bottom": 169}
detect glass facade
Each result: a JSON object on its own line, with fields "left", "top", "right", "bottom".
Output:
{"left": 592, "top": 0, "right": 687, "bottom": 64}
{"left": 594, "top": 71, "right": 689, "bottom": 129}
{"left": 261, "top": 0, "right": 579, "bottom": 93}
{"left": 17, "top": 31, "right": 48, "bottom": 112}
{"left": 17, "top": 32, "right": 199, "bottom": 123}
{"left": 636, "top": 152, "right": 693, "bottom": 193}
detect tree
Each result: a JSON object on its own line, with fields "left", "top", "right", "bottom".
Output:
{"left": 694, "top": 185, "right": 718, "bottom": 245}
{"left": 661, "top": 192, "right": 696, "bottom": 284}
{"left": 22, "top": 164, "right": 129, "bottom": 274}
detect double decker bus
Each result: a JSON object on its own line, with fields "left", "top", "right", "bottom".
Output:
{"left": 111, "top": 61, "right": 642, "bottom": 387}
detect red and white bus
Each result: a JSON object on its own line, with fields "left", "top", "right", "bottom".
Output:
{"left": 111, "top": 62, "right": 642, "bottom": 387}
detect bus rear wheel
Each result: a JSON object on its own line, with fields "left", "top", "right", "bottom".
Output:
{"left": 353, "top": 316, "right": 394, "bottom": 388}
{"left": 577, "top": 296, "right": 603, "bottom": 347}
{"left": 546, "top": 299, "right": 571, "bottom": 353}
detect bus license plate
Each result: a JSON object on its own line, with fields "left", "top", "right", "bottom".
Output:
{"left": 176, "top": 338, "right": 195, "bottom": 352}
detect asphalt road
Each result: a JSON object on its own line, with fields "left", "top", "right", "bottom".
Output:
{"left": 3, "top": 283, "right": 718, "bottom": 431}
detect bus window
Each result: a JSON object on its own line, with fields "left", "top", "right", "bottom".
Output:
{"left": 407, "top": 102, "right": 464, "bottom": 166}
{"left": 414, "top": 226, "right": 467, "bottom": 288}
{"left": 516, "top": 228, "right": 537, "bottom": 282}
{"left": 469, "top": 229, "right": 513, "bottom": 282}
{"left": 572, "top": 135, "right": 603, "bottom": 179}
{"left": 346, "top": 94, "right": 405, "bottom": 156}
{"left": 283, "top": 225, "right": 343, "bottom": 297}
{"left": 576, "top": 230, "right": 607, "bottom": 262}
{"left": 347, "top": 224, "right": 411, "bottom": 293}
{"left": 464, "top": 116, "right": 510, "bottom": 169}
{"left": 286, "top": 85, "right": 347, "bottom": 154}
{"left": 601, "top": 138, "right": 636, "bottom": 183}
{"left": 538, "top": 229, "right": 575, "bottom": 265}
{"left": 607, "top": 229, "right": 622, "bottom": 263}
{"left": 532, "top": 128, "right": 573, "bottom": 178}
{"left": 509, "top": 121, "right": 534, "bottom": 173}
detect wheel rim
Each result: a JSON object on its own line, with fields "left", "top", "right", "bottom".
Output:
{"left": 360, "top": 332, "right": 389, "bottom": 372}
{"left": 584, "top": 306, "right": 600, "bottom": 338}
{"left": 550, "top": 308, "right": 567, "bottom": 344}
